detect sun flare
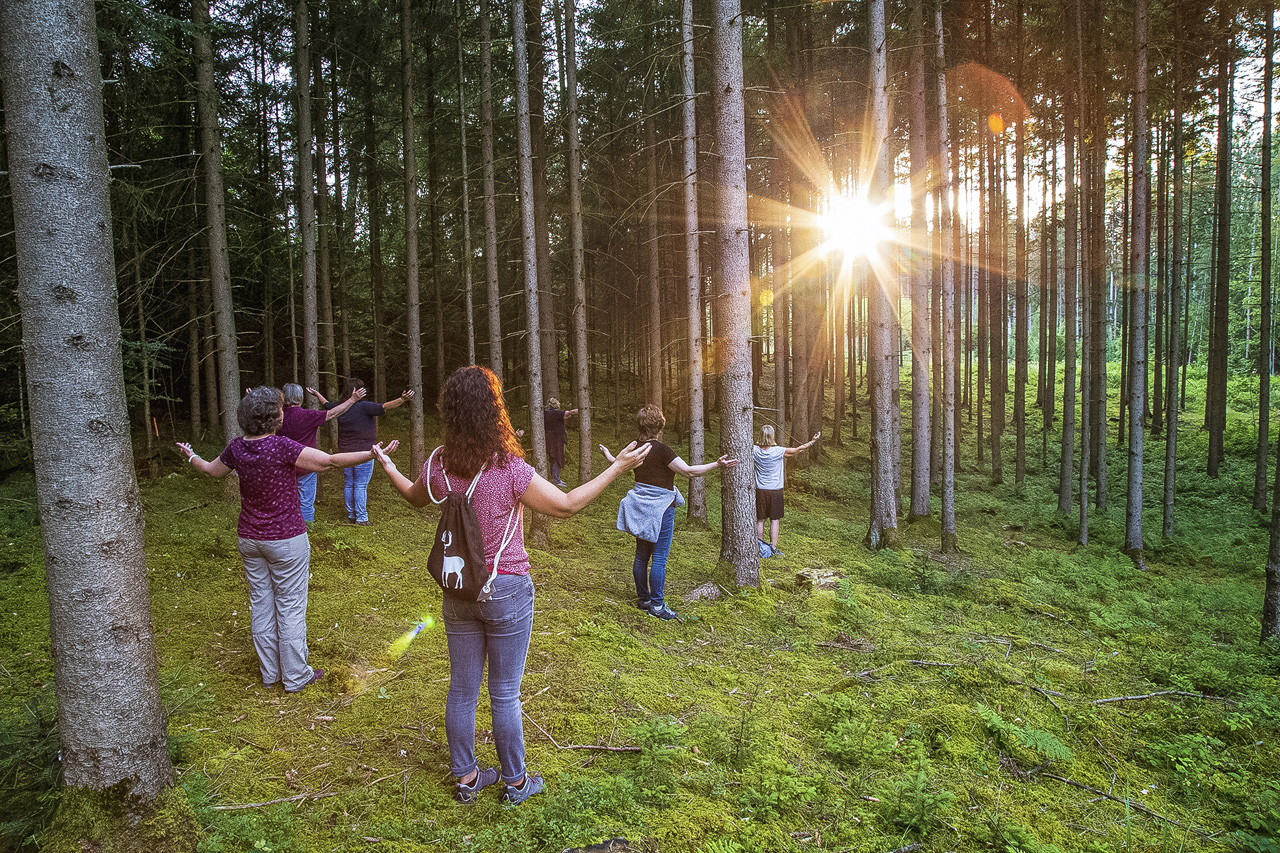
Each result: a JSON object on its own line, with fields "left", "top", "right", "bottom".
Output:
{"left": 818, "top": 194, "right": 891, "bottom": 260}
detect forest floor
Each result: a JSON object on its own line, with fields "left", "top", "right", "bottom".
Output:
{"left": 2, "top": 369, "right": 1280, "bottom": 853}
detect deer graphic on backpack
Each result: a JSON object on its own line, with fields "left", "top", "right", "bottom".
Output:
{"left": 424, "top": 447, "right": 521, "bottom": 602}
{"left": 438, "top": 531, "right": 466, "bottom": 590}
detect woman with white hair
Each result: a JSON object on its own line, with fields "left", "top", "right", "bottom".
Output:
{"left": 753, "top": 426, "right": 820, "bottom": 558}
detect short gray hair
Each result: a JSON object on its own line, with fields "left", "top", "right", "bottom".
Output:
{"left": 283, "top": 383, "right": 304, "bottom": 406}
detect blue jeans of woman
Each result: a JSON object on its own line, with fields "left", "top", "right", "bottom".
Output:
{"left": 343, "top": 460, "right": 374, "bottom": 522}
{"left": 442, "top": 572, "right": 535, "bottom": 785}
{"left": 296, "top": 471, "right": 318, "bottom": 523}
{"left": 632, "top": 504, "right": 676, "bottom": 608}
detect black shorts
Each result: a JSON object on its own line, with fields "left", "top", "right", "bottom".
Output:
{"left": 755, "top": 488, "right": 784, "bottom": 521}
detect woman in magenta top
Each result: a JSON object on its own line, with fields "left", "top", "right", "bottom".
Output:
{"left": 178, "top": 387, "right": 396, "bottom": 693}
{"left": 372, "top": 365, "right": 648, "bottom": 805}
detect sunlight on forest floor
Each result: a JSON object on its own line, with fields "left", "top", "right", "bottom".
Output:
{"left": 2, "top": 369, "right": 1279, "bottom": 852}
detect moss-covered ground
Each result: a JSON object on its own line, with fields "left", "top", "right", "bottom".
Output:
{"left": 2, "top": 367, "right": 1279, "bottom": 852}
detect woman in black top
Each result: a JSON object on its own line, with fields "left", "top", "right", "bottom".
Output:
{"left": 617, "top": 404, "right": 735, "bottom": 619}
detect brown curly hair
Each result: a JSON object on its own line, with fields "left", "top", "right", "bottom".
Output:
{"left": 439, "top": 366, "right": 524, "bottom": 478}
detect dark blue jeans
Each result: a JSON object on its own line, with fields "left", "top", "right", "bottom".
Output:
{"left": 633, "top": 505, "right": 676, "bottom": 607}
{"left": 442, "top": 572, "right": 535, "bottom": 784}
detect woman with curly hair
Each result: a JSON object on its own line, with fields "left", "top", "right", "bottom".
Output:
{"left": 178, "top": 386, "right": 396, "bottom": 693}
{"left": 373, "top": 365, "right": 649, "bottom": 805}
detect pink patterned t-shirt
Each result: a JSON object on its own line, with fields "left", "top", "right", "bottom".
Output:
{"left": 218, "top": 434, "right": 306, "bottom": 541}
{"left": 423, "top": 451, "right": 535, "bottom": 575}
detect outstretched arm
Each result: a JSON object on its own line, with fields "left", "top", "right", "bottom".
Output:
{"left": 668, "top": 454, "right": 738, "bottom": 478}
{"left": 307, "top": 386, "right": 331, "bottom": 406}
{"left": 176, "top": 442, "right": 232, "bottom": 477}
{"left": 564, "top": 408, "right": 579, "bottom": 418}
{"left": 783, "top": 432, "right": 822, "bottom": 459}
{"left": 296, "top": 439, "right": 399, "bottom": 473}
{"left": 372, "top": 442, "right": 433, "bottom": 507}
{"left": 320, "top": 386, "right": 366, "bottom": 421}
{"left": 381, "top": 389, "right": 415, "bottom": 412}
{"left": 520, "top": 442, "right": 651, "bottom": 519}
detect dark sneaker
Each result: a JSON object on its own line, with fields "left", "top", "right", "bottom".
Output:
{"left": 455, "top": 766, "right": 500, "bottom": 804}
{"left": 285, "top": 667, "right": 324, "bottom": 693}
{"left": 636, "top": 599, "right": 653, "bottom": 612}
{"left": 501, "top": 773, "right": 545, "bottom": 805}
{"left": 355, "top": 520, "right": 373, "bottom": 526}
{"left": 772, "top": 549, "right": 785, "bottom": 558}
{"left": 649, "top": 604, "right": 680, "bottom": 620}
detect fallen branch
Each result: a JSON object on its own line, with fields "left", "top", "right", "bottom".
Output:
{"left": 906, "top": 660, "right": 955, "bottom": 668}
{"left": 1092, "top": 690, "right": 1229, "bottom": 706}
{"left": 884, "top": 843, "right": 922, "bottom": 853}
{"left": 212, "top": 790, "right": 338, "bottom": 810}
{"left": 1040, "top": 773, "right": 1211, "bottom": 839}
{"left": 522, "top": 710, "right": 641, "bottom": 753}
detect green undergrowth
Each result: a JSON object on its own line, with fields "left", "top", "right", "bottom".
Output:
{"left": 2, "top": 385, "right": 1280, "bottom": 853}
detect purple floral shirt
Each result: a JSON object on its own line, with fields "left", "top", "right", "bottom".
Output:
{"left": 424, "top": 452, "right": 535, "bottom": 575}
{"left": 218, "top": 434, "right": 307, "bottom": 541}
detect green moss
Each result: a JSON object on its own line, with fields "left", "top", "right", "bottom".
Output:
{"left": 42, "top": 782, "right": 199, "bottom": 853}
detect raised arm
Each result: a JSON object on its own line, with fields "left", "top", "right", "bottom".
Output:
{"left": 564, "top": 408, "right": 579, "bottom": 418}
{"left": 783, "top": 432, "right": 822, "bottom": 459}
{"left": 519, "top": 442, "right": 651, "bottom": 519}
{"left": 307, "top": 386, "right": 330, "bottom": 406}
{"left": 319, "top": 386, "right": 366, "bottom": 421}
{"left": 296, "top": 439, "right": 399, "bottom": 474}
{"left": 668, "top": 454, "right": 738, "bottom": 478}
{"left": 176, "top": 442, "right": 232, "bottom": 478}
{"left": 372, "top": 442, "right": 433, "bottom": 507}
{"left": 381, "top": 388, "right": 415, "bottom": 412}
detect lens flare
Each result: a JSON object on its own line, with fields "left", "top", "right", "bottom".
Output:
{"left": 988, "top": 113, "right": 1005, "bottom": 134}
{"left": 388, "top": 615, "right": 436, "bottom": 658}
{"left": 818, "top": 194, "right": 890, "bottom": 259}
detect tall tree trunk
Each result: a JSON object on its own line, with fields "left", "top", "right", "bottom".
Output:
{"left": 515, "top": 0, "right": 548, "bottom": 478}
{"left": 565, "top": 0, "right": 593, "bottom": 483}
{"left": 1014, "top": 2, "right": 1028, "bottom": 485}
{"left": 936, "top": 2, "right": 957, "bottom": 553}
{"left": 188, "top": 282, "right": 202, "bottom": 439}
{"left": 866, "top": 0, "right": 899, "bottom": 549}
{"left": 366, "top": 71, "right": 387, "bottom": 402}
{"left": 195, "top": 0, "right": 240, "bottom": 441}
{"left": 427, "top": 28, "right": 446, "bottom": 395}
{"left": 296, "top": 0, "right": 319, "bottom": 403}
{"left": 528, "top": 0, "right": 559, "bottom": 402}
{"left": 1208, "top": 27, "right": 1232, "bottom": 478}
{"left": 0, "top": 0, "right": 190, "bottom": 829}
{"left": 481, "top": 0, "right": 503, "bottom": 378}
{"left": 402, "top": 0, "right": 427, "bottom": 472}
{"left": 1058, "top": 15, "right": 1079, "bottom": 518}
{"left": 908, "top": 0, "right": 931, "bottom": 520}
{"left": 1164, "top": 10, "right": 1184, "bottom": 540}
{"left": 1257, "top": 9, "right": 1274, "bottom": 512}
{"left": 711, "top": 0, "right": 758, "bottom": 583}
{"left": 1126, "top": 0, "right": 1149, "bottom": 565}
{"left": 682, "top": 0, "right": 707, "bottom": 523}
{"left": 459, "top": 0, "right": 478, "bottom": 366}
{"left": 314, "top": 46, "right": 339, "bottom": 396}
{"left": 647, "top": 115, "right": 664, "bottom": 408}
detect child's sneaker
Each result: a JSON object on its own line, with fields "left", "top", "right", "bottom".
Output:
{"left": 455, "top": 767, "right": 500, "bottom": 803}
{"left": 501, "top": 773, "right": 545, "bottom": 805}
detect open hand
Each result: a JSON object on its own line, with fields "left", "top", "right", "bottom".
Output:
{"left": 716, "top": 455, "right": 739, "bottom": 469}
{"left": 175, "top": 442, "right": 196, "bottom": 461}
{"left": 351, "top": 387, "right": 367, "bottom": 401}
{"left": 371, "top": 440, "right": 399, "bottom": 465}
{"left": 400, "top": 389, "right": 415, "bottom": 401}
{"left": 811, "top": 432, "right": 821, "bottom": 443}
{"left": 601, "top": 440, "right": 650, "bottom": 470}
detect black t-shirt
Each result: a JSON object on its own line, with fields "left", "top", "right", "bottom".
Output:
{"left": 634, "top": 439, "right": 677, "bottom": 490}
{"left": 544, "top": 408, "right": 568, "bottom": 447}
{"left": 324, "top": 399, "right": 385, "bottom": 452}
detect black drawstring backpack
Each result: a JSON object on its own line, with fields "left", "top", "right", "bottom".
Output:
{"left": 425, "top": 447, "right": 521, "bottom": 602}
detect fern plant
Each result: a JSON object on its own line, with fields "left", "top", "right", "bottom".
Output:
{"left": 977, "top": 704, "right": 1073, "bottom": 764}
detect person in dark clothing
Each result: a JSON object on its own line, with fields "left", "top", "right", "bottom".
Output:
{"left": 542, "top": 397, "right": 579, "bottom": 487}
{"left": 613, "top": 404, "right": 736, "bottom": 620}
{"left": 321, "top": 378, "right": 413, "bottom": 524}
{"left": 279, "top": 382, "right": 364, "bottom": 522}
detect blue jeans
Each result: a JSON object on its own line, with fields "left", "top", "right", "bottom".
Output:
{"left": 344, "top": 460, "right": 374, "bottom": 522}
{"left": 633, "top": 505, "right": 676, "bottom": 607}
{"left": 442, "top": 573, "right": 535, "bottom": 784}
{"left": 239, "top": 532, "right": 313, "bottom": 690}
{"left": 297, "top": 471, "right": 318, "bottom": 523}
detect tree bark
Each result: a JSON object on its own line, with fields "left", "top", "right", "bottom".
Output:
{"left": 682, "top": 0, "right": 707, "bottom": 523}
{"left": 711, "top": 0, "right": 758, "bottom": 582}
{"left": 908, "top": 0, "right": 931, "bottom": 519}
{"left": 1126, "top": 0, "right": 1149, "bottom": 565}
{"left": 481, "top": 0, "right": 503, "bottom": 378}
{"left": 1164, "top": 9, "right": 1184, "bottom": 541}
{"left": 565, "top": 0, "right": 593, "bottom": 483}
{"left": 458, "top": 0, "right": 478, "bottom": 366}
{"left": 866, "top": 0, "right": 899, "bottom": 549}
{"left": 195, "top": 0, "right": 240, "bottom": 441}
{"left": 1257, "top": 9, "right": 1274, "bottom": 512}
{"left": 295, "top": 0, "right": 320, "bottom": 403}
{"left": 0, "top": 0, "right": 189, "bottom": 825}
{"left": 935, "top": 2, "right": 957, "bottom": 553}
{"left": 402, "top": 0, "right": 427, "bottom": 472}
{"left": 1208, "top": 26, "right": 1232, "bottom": 478}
